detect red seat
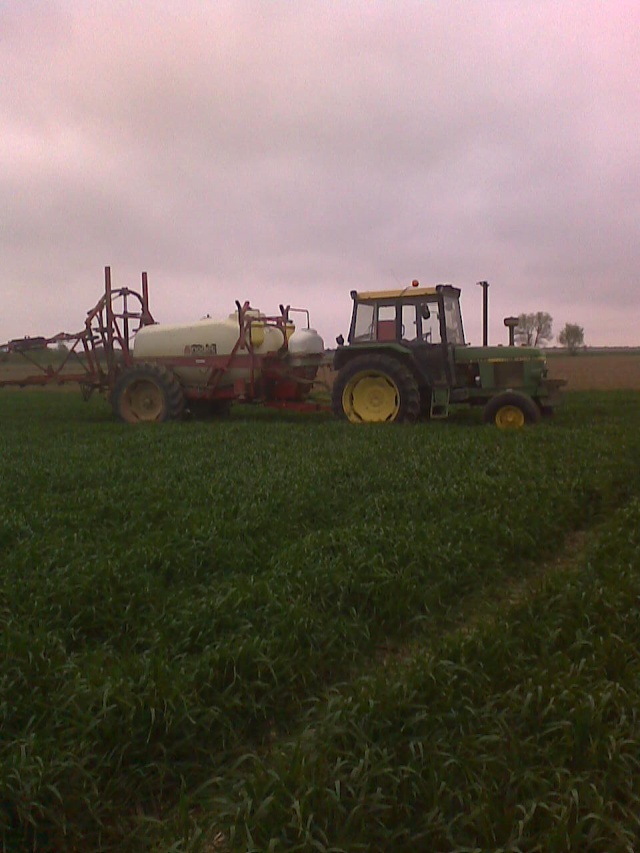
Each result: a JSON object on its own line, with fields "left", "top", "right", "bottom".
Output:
{"left": 376, "top": 320, "right": 396, "bottom": 342}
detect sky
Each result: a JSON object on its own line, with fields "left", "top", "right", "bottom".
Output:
{"left": 1, "top": 0, "right": 639, "bottom": 348}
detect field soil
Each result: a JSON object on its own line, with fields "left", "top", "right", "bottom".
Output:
{"left": 546, "top": 352, "right": 640, "bottom": 390}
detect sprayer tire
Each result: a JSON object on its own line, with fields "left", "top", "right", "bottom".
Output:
{"left": 112, "top": 363, "right": 185, "bottom": 424}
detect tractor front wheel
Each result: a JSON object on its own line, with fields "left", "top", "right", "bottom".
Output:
{"left": 332, "top": 355, "right": 420, "bottom": 423}
{"left": 112, "top": 363, "right": 185, "bottom": 424}
{"left": 483, "top": 392, "right": 540, "bottom": 430}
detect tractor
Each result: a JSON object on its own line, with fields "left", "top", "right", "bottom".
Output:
{"left": 332, "top": 281, "right": 564, "bottom": 427}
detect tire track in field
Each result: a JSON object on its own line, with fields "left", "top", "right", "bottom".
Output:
{"left": 197, "top": 527, "right": 596, "bottom": 852}
{"left": 375, "top": 528, "right": 590, "bottom": 669}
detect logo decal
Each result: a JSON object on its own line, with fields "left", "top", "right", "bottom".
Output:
{"left": 184, "top": 343, "right": 217, "bottom": 356}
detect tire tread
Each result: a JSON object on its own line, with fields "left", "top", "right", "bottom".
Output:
{"left": 112, "top": 363, "right": 185, "bottom": 423}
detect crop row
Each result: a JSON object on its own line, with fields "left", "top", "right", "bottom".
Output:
{"left": 1, "top": 391, "right": 640, "bottom": 850}
{"left": 216, "top": 496, "right": 640, "bottom": 852}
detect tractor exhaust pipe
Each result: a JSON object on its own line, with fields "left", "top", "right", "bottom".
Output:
{"left": 477, "top": 280, "right": 489, "bottom": 346}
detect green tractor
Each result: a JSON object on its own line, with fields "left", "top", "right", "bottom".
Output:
{"left": 332, "top": 282, "right": 564, "bottom": 428}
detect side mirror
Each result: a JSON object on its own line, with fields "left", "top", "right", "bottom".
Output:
{"left": 336, "top": 334, "right": 345, "bottom": 346}
{"left": 420, "top": 304, "right": 431, "bottom": 320}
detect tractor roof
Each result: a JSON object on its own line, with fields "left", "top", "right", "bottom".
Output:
{"left": 354, "top": 286, "right": 440, "bottom": 301}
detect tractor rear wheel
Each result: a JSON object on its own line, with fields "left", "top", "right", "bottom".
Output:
{"left": 112, "top": 363, "right": 185, "bottom": 424}
{"left": 332, "top": 355, "right": 420, "bottom": 423}
{"left": 483, "top": 391, "right": 540, "bottom": 430}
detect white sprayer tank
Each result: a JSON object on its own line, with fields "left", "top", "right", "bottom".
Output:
{"left": 286, "top": 327, "right": 325, "bottom": 365}
{"left": 133, "top": 312, "right": 324, "bottom": 388}
{"left": 133, "top": 312, "right": 284, "bottom": 388}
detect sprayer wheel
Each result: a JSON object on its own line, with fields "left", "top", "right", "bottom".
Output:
{"left": 112, "top": 363, "right": 185, "bottom": 424}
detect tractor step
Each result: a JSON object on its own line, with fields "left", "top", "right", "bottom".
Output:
{"left": 430, "top": 386, "right": 450, "bottom": 419}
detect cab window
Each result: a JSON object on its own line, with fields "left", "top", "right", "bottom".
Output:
{"left": 420, "top": 303, "right": 442, "bottom": 343}
{"left": 443, "top": 295, "right": 465, "bottom": 345}
{"left": 401, "top": 304, "right": 418, "bottom": 341}
{"left": 352, "top": 303, "right": 375, "bottom": 342}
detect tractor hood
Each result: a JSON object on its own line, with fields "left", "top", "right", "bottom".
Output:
{"left": 454, "top": 345, "right": 545, "bottom": 363}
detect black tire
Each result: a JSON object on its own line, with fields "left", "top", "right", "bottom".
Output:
{"left": 112, "top": 363, "right": 185, "bottom": 424}
{"left": 482, "top": 391, "right": 541, "bottom": 429}
{"left": 332, "top": 354, "right": 420, "bottom": 423}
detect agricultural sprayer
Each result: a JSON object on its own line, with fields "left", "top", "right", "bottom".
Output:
{"left": 0, "top": 268, "right": 564, "bottom": 427}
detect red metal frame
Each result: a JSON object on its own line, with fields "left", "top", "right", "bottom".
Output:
{"left": 0, "top": 267, "right": 154, "bottom": 396}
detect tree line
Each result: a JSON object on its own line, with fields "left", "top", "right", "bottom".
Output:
{"left": 515, "top": 312, "right": 585, "bottom": 352}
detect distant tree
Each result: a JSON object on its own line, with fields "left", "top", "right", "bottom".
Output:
{"left": 558, "top": 323, "right": 585, "bottom": 354}
{"left": 515, "top": 312, "right": 553, "bottom": 346}
{"left": 56, "top": 342, "right": 69, "bottom": 353}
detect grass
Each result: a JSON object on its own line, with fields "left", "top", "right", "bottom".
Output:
{"left": 1, "top": 391, "right": 640, "bottom": 851}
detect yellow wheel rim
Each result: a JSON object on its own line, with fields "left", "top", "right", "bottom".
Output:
{"left": 342, "top": 371, "right": 400, "bottom": 423}
{"left": 495, "top": 404, "right": 525, "bottom": 430}
{"left": 123, "top": 379, "right": 165, "bottom": 422}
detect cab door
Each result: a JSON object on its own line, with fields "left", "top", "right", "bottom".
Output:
{"left": 406, "top": 299, "right": 454, "bottom": 388}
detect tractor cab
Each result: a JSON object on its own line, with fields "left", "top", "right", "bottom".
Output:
{"left": 347, "top": 284, "right": 465, "bottom": 347}
{"left": 333, "top": 279, "right": 564, "bottom": 427}
{"left": 333, "top": 283, "right": 465, "bottom": 423}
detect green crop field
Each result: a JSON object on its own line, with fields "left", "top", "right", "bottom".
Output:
{"left": 2, "top": 391, "right": 640, "bottom": 852}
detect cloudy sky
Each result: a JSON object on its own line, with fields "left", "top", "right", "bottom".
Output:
{"left": 1, "top": 0, "right": 639, "bottom": 347}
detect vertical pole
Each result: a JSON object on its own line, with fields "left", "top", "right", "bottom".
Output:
{"left": 476, "top": 280, "right": 489, "bottom": 346}
{"left": 105, "top": 266, "right": 115, "bottom": 382}
{"left": 122, "top": 290, "right": 130, "bottom": 360}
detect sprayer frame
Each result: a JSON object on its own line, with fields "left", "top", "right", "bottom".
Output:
{"left": 0, "top": 267, "right": 327, "bottom": 410}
